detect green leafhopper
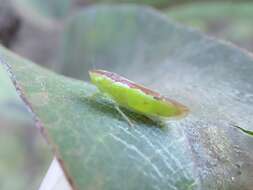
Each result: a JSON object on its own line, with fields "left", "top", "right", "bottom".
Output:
{"left": 89, "top": 70, "right": 188, "bottom": 122}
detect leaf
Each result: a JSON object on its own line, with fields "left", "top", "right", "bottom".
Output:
{"left": 10, "top": 0, "right": 70, "bottom": 26}
{"left": 0, "top": 64, "right": 30, "bottom": 121}
{"left": 0, "top": 65, "right": 18, "bottom": 102}
{"left": 90, "top": 0, "right": 173, "bottom": 8}
{"left": 0, "top": 56, "right": 51, "bottom": 190}
{"left": 232, "top": 124, "right": 253, "bottom": 137}
{"left": 2, "top": 5, "right": 253, "bottom": 190}
{"left": 166, "top": 2, "right": 253, "bottom": 52}
{"left": 0, "top": 118, "right": 51, "bottom": 190}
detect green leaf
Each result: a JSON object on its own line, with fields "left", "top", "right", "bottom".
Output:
{"left": 2, "top": 5, "right": 253, "bottom": 190}
{"left": 10, "top": 0, "right": 70, "bottom": 26}
{"left": 0, "top": 119, "right": 51, "bottom": 190}
{"left": 0, "top": 56, "right": 51, "bottom": 190}
{"left": 232, "top": 124, "right": 253, "bottom": 137}
{"left": 91, "top": 0, "right": 172, "bottom": 8}
{"left": 0, "top": 64, "right": 51, "bottom": 190}
{"left": 166, "top": 2, "right": 253, "bottom": 52}
{"left": 0, "top": 65, "right": 18, "bottom": 102}
{"left": 0, "top": 64, "right": 30, "bottom": 121}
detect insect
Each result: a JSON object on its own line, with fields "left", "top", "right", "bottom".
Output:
{"left": 89, "top": 70, "right": 189, "bottom": 126}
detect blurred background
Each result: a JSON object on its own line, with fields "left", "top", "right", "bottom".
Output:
{"left": 0, "top": 0, "right": 252, "bottom": 189}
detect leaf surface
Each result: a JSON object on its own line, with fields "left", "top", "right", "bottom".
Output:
{"left": 0, "top": 64, "right": 29, "bottom": 121}
{"left": 166, "top": 2, "right": 253, "bottom": 52}
{"left": 10, "top": 0, "right": 70, "bottom": 26}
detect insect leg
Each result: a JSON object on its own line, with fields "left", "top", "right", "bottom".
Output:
{"left": 114, "top": 105, "right": 134, "bottom": 127}
{"left": 90, "top": 92, "right": 134, "bottom": 127}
